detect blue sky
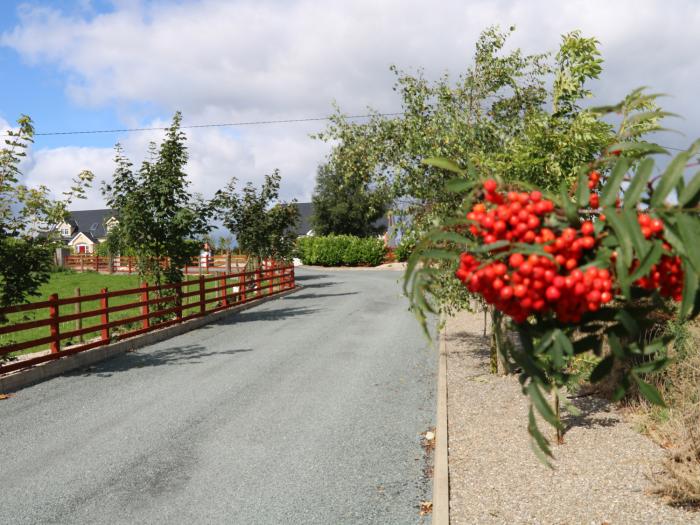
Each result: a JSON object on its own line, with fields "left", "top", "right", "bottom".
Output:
{"left": 0, "top": 1, "right": 123, "bottom": 149}
{"left": 1, "top": 0, "right": 700, "bottom": 210}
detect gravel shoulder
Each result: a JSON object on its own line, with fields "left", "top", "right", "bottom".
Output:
{"left": 445, "top": 310, "right": 699, "bottom": 525}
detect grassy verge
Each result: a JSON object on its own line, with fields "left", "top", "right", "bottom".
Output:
{"left": 1, "top": 270, "right": 284, "bottom": 358}
{"left": 627, "top": 319, "right": 700, "bottom": 508}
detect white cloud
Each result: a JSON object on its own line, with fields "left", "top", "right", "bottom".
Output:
{"left": 3, "top": 0, "right": 700, "bottom": 208}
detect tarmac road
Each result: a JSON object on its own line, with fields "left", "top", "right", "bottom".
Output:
{"left": 0, "top": 267, "right": 436, "bottom": 524}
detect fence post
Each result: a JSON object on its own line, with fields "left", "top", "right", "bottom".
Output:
{"left": 226, "top": 251, "right": 232, "bottom": 273}
{"left": 49, "top": 293, "right": 60, "bottom": 354}
{"left": 95, "top": 255, "right": 99, "bottom": 272}
{"left": 141, "top": 282, "right": 150, "bottom": 329}
{"left": 108, "top": 256, "right": 114, "bottom": 274}
{"left": 75, "top": 287, "right": 84, "bottom": 343}
{"left": 199, "top": 275, "right": 206, "bottom": 315}
{"left": 128, "top": 257, "right": 132, "bottom": 274}
{"left": 80, "top": 256, "right": 84, "bottom": 272}
{"left": 255, "top": 267, "right": 261, "bottom": 298}
{"left": 175, "top": 281, "right": 183, "bottom": 322}
{"left": 100, "top": 288, "right": 109, "bottom": 342}
{"left": 220, "top": 276, "right": 228, "bottom": 307}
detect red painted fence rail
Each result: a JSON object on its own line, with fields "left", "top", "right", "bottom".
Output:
{"left": 0, "top": 262, "right": 295, "bottom": 375}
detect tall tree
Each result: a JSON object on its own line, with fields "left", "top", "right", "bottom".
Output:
{"left": 0, "top": 115, "right": 93, "bottom": 318}
{"left": 311, "top": 163, "right": 389, "bottom": 237}
{"left": 102, "top": 112, "right": 214, "bottom": 285}
{"left": 216, "top": 170, "right": 299, "bottom": 266}
{"left": 314, "top": 27, "right": 617, "bottom": 314}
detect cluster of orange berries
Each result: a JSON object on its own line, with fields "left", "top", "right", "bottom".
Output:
{"left": 456, "top": 180, "right": 613, "bottom": 324}
{"left": 632, "top": 213, "right": 683, "bottom": 300}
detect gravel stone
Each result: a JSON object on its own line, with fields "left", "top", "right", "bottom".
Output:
{"left": 446, "top": 310, "right": 699, "bottom": 525}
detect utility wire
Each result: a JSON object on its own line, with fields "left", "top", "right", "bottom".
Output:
{"left": 0, "top": 112, "right": 405, "bottom": 137}
{"left": 0, "top": 110, "right": 693, "bottom": 153}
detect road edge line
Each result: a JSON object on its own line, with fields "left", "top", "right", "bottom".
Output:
{"left": 433, "top": 317, "right": 450, "bottom": 524}
{"left": 0, "top": 286, "right": 302, "bottom": 393}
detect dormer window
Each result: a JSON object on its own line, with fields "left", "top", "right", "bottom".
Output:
{"left": 61, "top": 227, "right": 70, "bottom": 236}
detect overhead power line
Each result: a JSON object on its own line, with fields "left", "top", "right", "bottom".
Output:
{"left": 0, "top": 112, "right": 405, "bottom": 137}
{"left": 0, "top": 111, "right": 693, "bottom": 153}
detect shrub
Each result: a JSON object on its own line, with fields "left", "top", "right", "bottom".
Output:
{"left": 395, "top": 233, "right": 417, "bottom": 262}
{"left": 296, "top": 235, "right": 385, "bottom": 266}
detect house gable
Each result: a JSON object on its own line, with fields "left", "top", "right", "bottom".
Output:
{"left": 68, "top": 232, "right": 97, "bottom": 247}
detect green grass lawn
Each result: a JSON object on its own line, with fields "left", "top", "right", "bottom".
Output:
{"left": 0, "top": 269, "right": 278, "bottom": 358}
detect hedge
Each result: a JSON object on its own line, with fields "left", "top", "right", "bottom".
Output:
{"left": 296, "top": 235, "right": 386, "bottom": 266}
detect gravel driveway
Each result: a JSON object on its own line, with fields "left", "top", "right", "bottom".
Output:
{"left": 446, "top": 310, "right": 698, "bottom": 524}
{"left": 0, "top": 268, "right": 436, "bottom": 524}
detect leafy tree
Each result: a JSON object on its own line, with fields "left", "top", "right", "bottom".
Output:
{"left": 405, "top": 89, "right": 687, "bottom": 463}
{"left": 315, "top": 27, "right": 615, "bottom": 314}
{"left": 0, "top": 115, "right": 93, "bottom": 318}
{"left": 101, "top": 112, "right": 214, "bottom": 285}
{"left": 216, "top": 170, "right": 299, "bottom": 266}
{"left": 311, "top": 163, "right": 389, "bottom": 237}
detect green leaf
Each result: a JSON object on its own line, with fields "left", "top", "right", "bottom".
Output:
{"left": 601, "top": 158, "right": 629, "bottom": 206}
{"left": 534, "top": 330, "right": 556, "bottom": 354}
{"left": 621, "top": 208, "right": 648, "bottom": 260}
{"left": 607, "top": 141, "right": 669, "bottom": 156}
{"left": 427, "top": 231, "right": 471, "bottom": 244}
{"left": 528, "top": 406, "right": 553, "bottom": 466}
{"left": 423, "top": 157, "right": 465, "bottom": 175}
{"left": 614, "top": 310, "right": 639, "bottom": 338}
{"left": 527, "top": 381, "right": 561, "bottom": 429}
{"left": 675, "top": 214, "right": 700, "bottom": 274}
{"left": 589, "top": 355, "right": 614, "bottom": 383}
{"left": 560, "top": 181, "right": 577, "bottom": 224}
{"left": 623, "top": 158, "right": 654, "bottom": 209}
{"left": 575, "top": 169, "right": 589, "bottom": 207}
{"left": 629, "top": 241, "right": 663, "bottom": 282}
{"left": 420, "top": 249, "right": 460, "bottom": 261}
{"left": 678, "top": 170, "right": 700, "bottom": 206}
{"left": 624, "top": 110, "right": 679, "bottom": 127}
{"left": 469, "top": 240, "right": 510, "bottom": 253}
{"left": 632, "top": 357, "right": 670, "bottom": 375}
{"left": 659, "top": 219, "right": 687, "bottom": 258}
{"left": 615, "top": 255, "right": 631, "bottom": 299}
{"left": 554, "top": 330, "right": 574, "bottom": 356}
{"left": 632, "top": 373, "right": 666, "bottom": 407}
{"left": 445, "top": 178, "right": 472, "bottom": 193}
{"left": 607, "top": 333, "right": 625, "bottom": 359}
{"left": 650, "top": 151, "right": 691, "bottom": 206}
{"left": 680, "top": 260, "right": 698, "bottom": 320}
{"left": 604, "top": 209, "right": 632, "bottom": 268}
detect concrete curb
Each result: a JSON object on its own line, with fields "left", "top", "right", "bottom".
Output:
{"left": 0, "top": 286, "right": 301, "bottom": 393}
{"left": 432, "top": 321, "right": 450, "bottom": 524}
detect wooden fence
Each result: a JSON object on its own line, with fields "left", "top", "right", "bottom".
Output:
{"left": 0, "top": 262, "right": 294, "bottom": 375}
{"left": 64, "top": 253, "right": 249, "bottom": 274}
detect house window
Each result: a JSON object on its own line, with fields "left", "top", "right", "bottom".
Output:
{"left": 61, "top": 228, "right": 70, "bottom": 236}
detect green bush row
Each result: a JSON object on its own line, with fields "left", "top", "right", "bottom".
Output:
{"left": 296, "top": 235, "right": 386, "bottom": 266}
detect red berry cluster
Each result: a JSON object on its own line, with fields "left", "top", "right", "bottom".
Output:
{"left": 456, "top": 180, "right": 613, "bottom": 324}
{"left": 636, "top": 213, "right": 664, "bottom": 239}
{"left": 588, "top": 170, "right": 601, "bottom": 209}
{"left": 632, "top": 213, "right": 683, "bottom": 300}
